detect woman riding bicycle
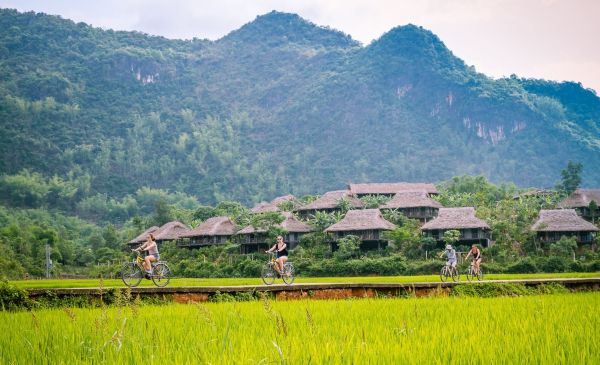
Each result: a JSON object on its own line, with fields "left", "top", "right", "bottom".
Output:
{"left": 135, "top": 233, "right": 160, "bottom": 277}
{"left": 266, "top": 236, "right": 287, "bottom": 274}
{"left": 465, "top": 244, "right": 482, "bottom": 273}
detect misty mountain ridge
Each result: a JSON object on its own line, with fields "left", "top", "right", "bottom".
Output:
{"left": 0, "top": 8, "right": 598, "bottom": 205}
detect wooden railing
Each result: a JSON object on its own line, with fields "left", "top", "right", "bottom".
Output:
{"left": 537, "top": 234, "right": 595, "bottom": 243}
{"left": 330, "top": 230, "right": 382, "bottom": 241}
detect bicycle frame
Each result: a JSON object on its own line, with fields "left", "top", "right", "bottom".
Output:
{"left": 466, "top": 261, "right": 483, "bottom": 282}
{"left": 267, "top": 252, "right": 281, "bottom": 273}
{"left": 122, "top": 251, "right": 171, "bottom": 287}
{"left": 131, "top": 251, "right": 163, "bottom": 276}
{"left": 440, "top": 263, "right": 459, "bottom": 282}
{"left": 261, "top": 252, "right": 294, "bottom": 285}
{"left": 134, "top": 254, "right": 145, "bottom": 269}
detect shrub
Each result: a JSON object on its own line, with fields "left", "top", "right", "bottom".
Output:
{"left": 234, "top": 259, "right": 262, "bottom": 277}
{"left": 569, "top": 260, "right": 585, "bottom": 272}
{"left": 582, "top": 260, "right": 600, "bottom": 272}
{"left": 549, "top": 236, "right": 577, "bottom": 257}
{"left": 0, "top": 280, "right": 31, "bottom": 311}
{"left": 405, "top": 260, "right": 441, "bottom": 275}
{"left": 540, "top": 256, "right": 569, "bottom": 273}
{"left": 333, "top": 235, "right": 361, "bottom": 260}
{"left": 506, "top": 258, "right": 538, "bottom": 273}
{"left": 480, "top": 261, "right": 506, "bottom": 274}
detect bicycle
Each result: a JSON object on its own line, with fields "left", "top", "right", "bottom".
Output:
{"left": 465, "top": 261, "right": 484, "bottom": 282}
{"left": 121, "top": 251, "right": 171, "bottom": 287}
{"left": 440, "top": 262, "right": 459, "bottom": 282}
{"left": 261, "top": 252, "right": 294, "bottom": 285}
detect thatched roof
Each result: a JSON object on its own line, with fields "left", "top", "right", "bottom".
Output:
{"left": 421, "top": 207, "right": 490, "bottom": 230}
{"left": 128, "top": 226, "right": 159, "bottom": 244}
{"left": 513, "top": 189, "right": 555, "bottom": 200}
{"left": 381, "top": 191, "right": 443, "bottom": 209}
{"left": 250, "top": 201, "right": 280, "bottom": 214}
{"left": 324, "top": 209, "right": 396, "bottom": 232}
{"left": 180, "top": 216, "right": 236, "bottom": 238}
{"left": 348, "top": 182, "right": 438, "bottom": 195}
{"left": 238, "top": 212, "right": 313, "bottom": 234}
{"left": 128, "top": 221, "right": 190, "bottom": 244}
{"left": 558, "top": 189, "right": 600, "bottom": 208}
{"left": 251, "top": 194, "right": 298, "bottom": 213}
{"left": 531, "top": 209, "right": 599, "bottom": 232}
{"left": 153, "top": 221, "right": 190, "bottom": 241}
{"left": 296, "top": 190, "right": 363, "bottom": 211}
{"left": 271, "top": 194, "right": 297, "bottom": 205}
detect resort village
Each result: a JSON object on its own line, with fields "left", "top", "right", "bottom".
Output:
{"left": 128, "top": 182, "right": 599, "bottom": 254}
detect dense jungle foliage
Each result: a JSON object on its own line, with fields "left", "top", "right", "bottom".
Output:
{"left": 0, "top": 9, "right": 599, "bottom": 279}
{"left": 0, "top": 9, "right": 599, "bottom": 206}
{"left": 0, "top": 170, "right": 598, "bottom": 279}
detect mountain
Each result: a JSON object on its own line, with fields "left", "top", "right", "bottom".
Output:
{"left": 0, "top": 8, "right": 599, "bottom": 205}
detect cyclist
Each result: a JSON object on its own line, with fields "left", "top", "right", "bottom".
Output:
{"left": 465, "top": 244, "right": 482, "bottom": 274}
{"left": 266, "top": 235, "right": 288, "bottom": 274}
{"left": 440, "top": 244, "right": 457, "bottom": 270}
{"left": 135, "top": 233, "right": 160, "bottom": 278}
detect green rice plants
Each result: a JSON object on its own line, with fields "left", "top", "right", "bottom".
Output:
{"left": 0, "top": 293, "right": 598, "bottom": 363}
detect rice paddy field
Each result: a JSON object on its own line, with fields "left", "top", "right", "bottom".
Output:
{"left": 10, "top": 271, "right": 600, "bottom": 289}
{"left": 1, "top": 292, "right": 598, "bottom": 364}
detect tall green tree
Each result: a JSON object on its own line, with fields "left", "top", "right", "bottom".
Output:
{"left": 589, "top": 200, "right": 598, "bottom": 224}
{"left": 557, "top": 161, "right": 583, "bottom": 195}
{"left": 443, "top": 230, "right": 461, "bottom": 247}
{"left": 151, "top": 198, "right": 174, "bottom": 226}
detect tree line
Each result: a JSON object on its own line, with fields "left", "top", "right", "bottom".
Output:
{"left": 0, "top": 163, "right": 598, "bottom": 279}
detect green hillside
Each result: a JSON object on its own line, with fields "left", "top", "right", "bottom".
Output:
{"left": 1, "top": 9, "right": 599, "bottom": 205}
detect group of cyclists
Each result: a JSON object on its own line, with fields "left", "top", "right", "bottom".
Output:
{"left": 131, "top": 232, "right": 481, "bottom": 281}
{"left": 131, "top": 233, "right": 290, "bottom": 279}
{"left": 442, "top": 243, "right": 482, "bottom": 274}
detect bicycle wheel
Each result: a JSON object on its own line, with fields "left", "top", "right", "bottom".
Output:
{"left": 439, "top": 266, "right": 449, "bottom": 282}
{"left": 151, "top": 263, "right": 171, "bottom": 287}
{"left": 282, "top": 262, "right": 295, "bottom": 285}
{"left": 451, "top": 266, "right": 459, "bottom": 282}
{"left": 121, "top": 263, "right": 143, "bottom": 287}
{"left": 477, "top": 268, "right": 484, "bottom": 281}
{"left": 261, "top": 263, "right": 276, "bottom": 285}
{"left": 465, "top": 267, "right": 474, "bottom": 282}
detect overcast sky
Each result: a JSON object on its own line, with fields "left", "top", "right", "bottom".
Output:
{"left": 1, "top": 0, "right": 599, "bottom": 93}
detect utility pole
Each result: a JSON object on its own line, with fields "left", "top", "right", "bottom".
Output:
{"left": 45, "top": 244, "right": 52, "bottom": 279}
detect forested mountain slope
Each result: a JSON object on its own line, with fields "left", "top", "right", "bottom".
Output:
{"left": 1, "top": 9, "right": 599, "bottom": 205}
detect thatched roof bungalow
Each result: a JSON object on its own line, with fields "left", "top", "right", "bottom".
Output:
{"left": 153, "top": 221, "right": 190, "bottom": 242}
{"left": 250, "top": 194, "right": 297, "bottom": 214}
{"left": 271, "top": 194, "right": 297, "bottom": 205}
{"left": 558, "top": 189, "right": 600, "bottom": 222}
{"left": 531, "top": 209, "right": 598, "bottom": 244}
{"left": 237, "top": 212, "right": 313, "bottom": 254}
{"left": 127, "top": 221, "right": 190, "bottom": 247}
{"left": 348, "top": 182, "right": 438, "bottom": 197}
{"left": 325, "top": 209, "right": 396, "bottom": 250}
{"left": 512, "top": 189, "right": 555, "bottom": 200}
{"left": 380, "top": 191, "right": 443, "bottom": 222}
{"left": 128, "top": 226, "right": 159, "bottom": 245}
{"left": 421, "top": 207, "right": 491, "bottom": 246}
{"left": 250, "top": 201, "right": 280, "bottom": 214}
{"left": 295, "top": 190, "right": 363, "bottom": 217}
{"left": 179, "top": 216, "right": 237, "bottom": 247}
